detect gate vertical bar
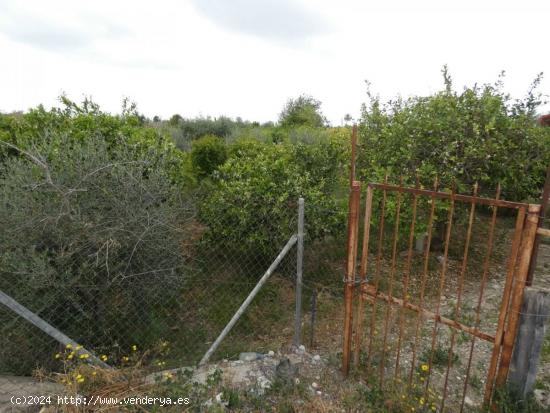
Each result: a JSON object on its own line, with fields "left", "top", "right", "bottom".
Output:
{"left": 484, "top": 206, "right": 526, "bottom": 404}
{"left": 526, "top": 165, "right": 550, "bottom": 286}
{"left": 349, "top": 125, "right": 357, "bottom": 187}
{"left": 294, "top": 197, "right": 305, "bottom": 347}
{"left": 394, "top": 186, "right": 419, "bottom": 379}
{"left": 408, "top": 178, "right": 438, "bottom": 387}
{"left": 366, "top": 176, "right": 388, "bottom": 374}
{"left": 441, "top": 183, "right": 478, "bottom": 412}
{"left": 353, "top": 185, "right": 374, "bottom": 365}
{"left": 495, "top": 203, "right": 541, "bottom": 388}
{"left": 379, "top": 178, "right": 403, "bottom": 385}
{"left": 424, "top": 185, "right": 455, "bottom": 394}
{"left": 343, "top": 181, "right": 361, "bottom": 376}
{"left": 459, "top": 185, "right": 500, "bottom": 412}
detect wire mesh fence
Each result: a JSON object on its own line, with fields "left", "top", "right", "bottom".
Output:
{"left": 0, "top": 182, "right": 349, "bottom": 390}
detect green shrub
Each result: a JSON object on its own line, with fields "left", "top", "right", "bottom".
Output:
{"left": 0, "top": 96, "right": 192, "bottom": 186}
{"left": 0, "top": 136, "right": 195, "bottom": 374}
{"left": 279, "top": 95, "right": 327, "bottom": 128}
{"left": 198, "top": 139, "right": 346, "bottom": 258}
{"left": 358, "top": 70, "right": 550, "bottom": 201}
{"left": 190, "top": 135, "right": 228, "bottom": 177}
{"left": 358, "top": 70, "right": 550, "bottom": 252}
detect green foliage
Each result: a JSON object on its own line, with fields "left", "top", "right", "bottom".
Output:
{"left": 358, "top": 70, "right": 550, "bottom": 201}
{"left": 190, "top": 134, "right": 228, "bottom": 177}
{"left": 279, "top": 95, "right": 328, "bottom": 128}
{"left": 0, "top": 96, "right": 191, "bottom": 186}
{"left": 199, "top": 138, "right": 347, "bottom": 257}
{"left": 492, "top": 385, "right": 548, "bottom": 413}
{"left": 165, "top": 115, "right": 256, "bottom": 150}
{"left": 0, "top": 136, "right": 195, "bottom": 374}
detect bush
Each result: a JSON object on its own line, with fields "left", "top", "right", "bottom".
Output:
{"left": 0, "top": 136, "right": 195, "bottom": 374}
{"left": 0, "top": 96, "right": 192, "bottom": 186}
{"left": 279, "top": 95, "right": 327, "bottom": 128}
{"left": 190, "top": 135, "right": 228, "bottom": 177}
{"left": 358, "top": 70, "right": 550, "bottom": 201}
{"left": 199, "top": 139, "right": 347, "bottom": 258}
{"left": 357, "top": 71, "right": 550, "bottom": 252}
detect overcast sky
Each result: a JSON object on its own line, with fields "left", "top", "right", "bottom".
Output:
{"left": 0, "top": 0, "right": 548, "bottom": 124}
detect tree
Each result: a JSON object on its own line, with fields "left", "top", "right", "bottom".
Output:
{"left": 278, "top": 95, "right": 327, "bottom": 128}
{"left": 358, "top": 71, "right": 550, "bottom": 201}
{"left": 190, "top": 135, "right": 228, "bottom": 177}
{"left": 169, "top": 114, "right": 183, "bottom": 126}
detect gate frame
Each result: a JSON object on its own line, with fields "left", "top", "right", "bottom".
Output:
{"left": 342, "top": 180, "right": 541, "bottom": 410}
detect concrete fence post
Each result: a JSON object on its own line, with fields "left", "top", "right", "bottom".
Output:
{"left": 508, "top": 287, "right": 550, "bottom": 396}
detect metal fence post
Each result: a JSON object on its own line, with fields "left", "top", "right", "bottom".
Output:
{"left": 199, "top": 234, "right": 298, "bottom": 366}
{"left": 0, "top": 290, "right": 111, "bottom": 369}
{"left": 294, "top": 198, "right": 305, "bottom": 347}
{"left": 343, "top": 181, "right": 361, "bottom": 376}
{"left": 526, "top": 164, "right": 550, "bottom": 286}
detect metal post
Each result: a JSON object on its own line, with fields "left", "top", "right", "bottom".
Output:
{"left": 0, "top": 290, "right": 111, "bottom": 369}
{"left": 349, "top": 125, "right": 357, "bottom": 187}
{"left": 496, "top": 204, "right": 541, "bottom": 388}
{"left": 526, "top": 165, "right": 550, "bottom": 286}
{"left": 342, "top": 181, "right": 361, "bottom": 376}
{"left": 294, "top": 197, "right": 305, "bottom": 347}
{"left": 310, "top": 288, "right": 317, "bottom": 349}
{"left": 199, "top": 234, "right": 298, "bottom": 366}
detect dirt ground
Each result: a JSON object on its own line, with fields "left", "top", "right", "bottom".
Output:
{"left": 303, "top": 214, "right": 550, "bottom": 412}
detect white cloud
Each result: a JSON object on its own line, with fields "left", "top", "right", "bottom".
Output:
{"left": 188, "top": 0, "right": 328, "bottom": 44}
{"left": 0, "top": 0, "right": 548, "bottom": 123}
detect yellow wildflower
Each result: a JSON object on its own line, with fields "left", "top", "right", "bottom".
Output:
{"left": 122, "top": 356, "right": 129, "bottom": 362}
{"left": 75, "top": 345, "right": 82, "bottom": 350}
{"left": 131, "top": 345, "right": 137, "bottom": 351}
{"left": 420, "top": 397, "right": 425, "bottom": 405}
{"left": 54, "top": 353, "right": 61, "bottom": 359}
{"left": 421, "top": 364, "right": 429, "bottom": 372}
{"left": 100, "top": 355, "right": 108, "bottom": 361}
{"left": 67, "top": 352, "right": 74, "bottom": 360}
{"left": 77, "top": 377, "right": 85, "bottom": 383}
{"left": 79, "top": 353, "right": 90, "bottom": 359}
{"left": 65, "top": 344, "right": 72, "bottom": 349}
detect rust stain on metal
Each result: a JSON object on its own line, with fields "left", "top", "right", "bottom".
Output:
{"left": 353, "top": 185, "right": 373, "bottom": 366}
{"left": 361, "top": 287, "right": 495, "bottom": 343}
{"left": 342, "top": 181, "right": 361, "bottom": 376}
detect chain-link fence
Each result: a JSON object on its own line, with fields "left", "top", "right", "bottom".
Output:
{"left": 0, "top": 175, "right": 349, "bottom": 396}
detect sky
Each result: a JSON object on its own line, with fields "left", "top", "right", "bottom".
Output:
{"left": 0, "top": 0, "right": 548, "bottom": 125}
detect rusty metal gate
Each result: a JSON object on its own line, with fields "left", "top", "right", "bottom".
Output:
{"left": 342, "top": 179, "right": 541, "bottom": 412}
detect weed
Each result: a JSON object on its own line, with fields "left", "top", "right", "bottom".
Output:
{"left": 420, "top": 345, "right": 460, "bottom": 369}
